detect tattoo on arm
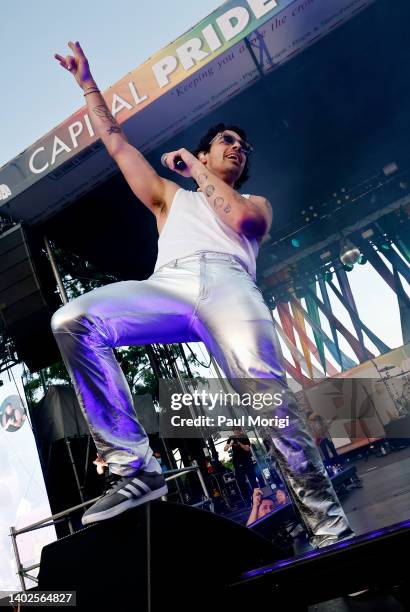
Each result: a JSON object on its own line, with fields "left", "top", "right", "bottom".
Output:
{"left": 107, "top": 125, "right": 122, "bottom": 135}
{"left": 92, "top": 105, "right": 116, "bottom": 123}
{"left": 196, "top": 171, "right": 246, "bottom": 218}
{"left": 213, "top": 197, "right": 231, "bottom": 214}
{"left": 205, "top": 184, "right": 215, "bottom": 197}
{"left": 196, "top": 173, "right": 208, "bottom": 185}
{"left": 92, "top": 105, "right": 123, "bottom": 136}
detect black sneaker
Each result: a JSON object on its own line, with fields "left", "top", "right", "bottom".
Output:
{"left": 81, "top": 471, "right": 168, "bottom": 526}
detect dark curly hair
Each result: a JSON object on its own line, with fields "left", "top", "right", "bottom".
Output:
{"left": 192, "top": 122, "right": 251, "bottom": 190}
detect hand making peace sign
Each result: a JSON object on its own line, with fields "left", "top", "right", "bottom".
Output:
{"left": 54, "top": 41, "right": 94, "bottom": 89}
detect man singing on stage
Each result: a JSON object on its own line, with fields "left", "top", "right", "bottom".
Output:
{"left": 52, "top": 41, "right": 354, "bottom": 548}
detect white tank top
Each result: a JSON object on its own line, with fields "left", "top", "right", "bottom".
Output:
{"left": 154, "top": 188, "right": 259, "bottom": 278}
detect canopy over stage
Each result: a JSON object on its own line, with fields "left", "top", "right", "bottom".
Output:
{"left": 2, "top": 0, "right": 407, "bottom": 279}
{"left": 0, "top": 0, "right": 409, "bottom": 375}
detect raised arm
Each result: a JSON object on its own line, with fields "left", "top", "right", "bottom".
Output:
{"left": 223, "top": 438, "right": 233, "bottom": 452}
{"left": 12, "top": 408, "right": 22, "bottom": 428}
{"left": 246, "top": 488, "right": 263, "bottom": 526}
{"left": 54, "top": 41, "right": 178, "bottom": 213}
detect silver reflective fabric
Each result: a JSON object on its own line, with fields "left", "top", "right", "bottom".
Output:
{"left": 51, "top": 251, "right": 354, "bottom": 547}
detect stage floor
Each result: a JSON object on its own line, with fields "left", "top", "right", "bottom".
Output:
{"left": 343, "top": 446, "right": 410, "bottom": 536}
{"left": 227, "top": 447, "right": 410, "bottom": 610}
{"left": 310, "top": 447, "right": 410, "bottom": 611}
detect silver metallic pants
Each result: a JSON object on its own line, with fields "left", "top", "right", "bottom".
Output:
{"left": 51, "top": 251, "right": 353, "bottom": 546}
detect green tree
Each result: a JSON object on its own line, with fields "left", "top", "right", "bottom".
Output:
{"left": 23, "top": 242, "right": 206, "bottom": 403}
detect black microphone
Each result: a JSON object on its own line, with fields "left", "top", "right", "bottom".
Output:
{"left": 161, "top": 153, "right": 186, "bottom": 171}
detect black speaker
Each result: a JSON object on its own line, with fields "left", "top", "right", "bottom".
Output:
{"left": 0, "top": 224, "right": 61, "bottom": 370}
{"left": 28, "top": 385, "right": 105, "bottom": 537}
{"left": 36, "top": 500, "right": 279, "bottom": 611}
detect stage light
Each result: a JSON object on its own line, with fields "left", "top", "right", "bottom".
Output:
{"left": 358, "top": 255, "right": 367, "bottom": 265}
{"left": 343, "top": 263, "right": 354, "bottom": 272}
{"left": 324, "top": 270, "right": 333, "bottom": 282}
{"left": 380, "top": 241, "right": 391, "bottom": 251}
{"left": 383, "top": 162, "right": 398, "bottom": 176}
{"left": 291, "top": 238, "right": 301, "bottom": 248}
{"left": 340, "top": 239, "right": 361, "bottom": 265}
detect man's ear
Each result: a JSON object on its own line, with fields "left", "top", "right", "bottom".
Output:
{"left": 198, "top": 151, "right": 207, "bottom": 164}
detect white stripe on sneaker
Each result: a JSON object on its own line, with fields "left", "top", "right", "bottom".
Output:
{"left": 118, "top": 489, "right": 132, "bottom": 498}
{"left": 132, "top": 478, "right": 151, "bottom": 494}
{"left": 125, "top": 483, "right": 143, "bottom": 497}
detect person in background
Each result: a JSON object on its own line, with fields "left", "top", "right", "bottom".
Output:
{"left": 308, "top": 412, "right": 341, "bottom": 468}
{"left": 246, "top": 488, "right": 274, "bottom": 525}
{"left": 153, "top": 451, "right": 168, "bottom": 473}
{"left": 224, "top": 428, "right": 258, "bottom": 505}
{"left": 246, "top": 486, "right": 289, "bottom": 526}
{"left": 247, "top": 487, "right": 306, "bottom": 546}
{"left": 275, "top": 488, "right": 288, "bottom": 507}
{"left": 1, "top": 403, "right": 25, "bottom": 432}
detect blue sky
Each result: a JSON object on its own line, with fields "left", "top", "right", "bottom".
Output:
{"left": 0, "top": 0, "right": 225, "bottom": 168}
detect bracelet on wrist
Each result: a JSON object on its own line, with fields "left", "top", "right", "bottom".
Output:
{"left": 84, "top": 88, "right": 100, "bottom": 96}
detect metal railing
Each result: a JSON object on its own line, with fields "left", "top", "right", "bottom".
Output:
{"left": 9, "top": 465, "right": 212, "bottom": 592}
